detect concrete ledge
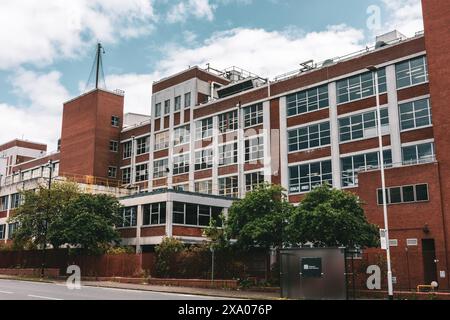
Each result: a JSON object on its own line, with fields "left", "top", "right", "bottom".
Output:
{"left": 0, "top": 268, "right": 60, "bottom": 278}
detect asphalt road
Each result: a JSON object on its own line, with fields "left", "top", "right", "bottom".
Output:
{"left": 0, "top": 279, "right": 232, "bottom": 300}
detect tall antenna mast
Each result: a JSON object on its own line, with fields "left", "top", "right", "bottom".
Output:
{"left": 95, "top": 43, "right": 102, "bottom": 89}
{"left": 85, "top": 42, "right": 106, "bottom": 92}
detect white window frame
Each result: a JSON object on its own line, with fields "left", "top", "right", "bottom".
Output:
{"left": 195, "top": 148, "right": 213, "bottom": 171}
{"left": 173, "top": 125, "right": 190, "bottom": 146}
{"left": 154, "top": 131, "right": 170, "bottom": 151}
{"left": 135, "top": 163, "right": 148, "bottom": 182}
{"left": 245, "top": 136, "right": 264, "bottom": 163}
{"left": 396, "top": 56, "right": 429, "bottom": 89}
{"left": 218, "top": 176, "right": 239, "bottom": 198}
{"left": 153, "top": 158, "right": 169, "bottom": 179}
{"left": 339, "top": 108, "right": 389, "bottom": 143}
{"left": 286, "top": 85, "right": 329, "bottom": 117}
{"left": 288, "top": 160, "right": 333, "bottom": 194}
{"left": 173, "top": 153, "right": 190, "bottom": 175}
{"left": 243, "top": 103, "right": 264, "bottom": 128}
{"left": 219, "top": 142, "right": 238, "bottom": 167}
{"left": 399, "top": 98, "right": 432, "bottom": 132}
{"left": 195, "top": 118, "right": 213, "bottom": 140}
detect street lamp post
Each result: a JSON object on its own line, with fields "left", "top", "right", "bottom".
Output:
{"left": 41, "top": 160, "right": 53, "bottom": 278}
{"left": 367, "top": 65, "right": 394, "bottom": 300}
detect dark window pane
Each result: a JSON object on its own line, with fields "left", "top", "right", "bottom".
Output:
{"left": 416, "top": 184, "right": 429, "bottom": 201}
{"left": 390, "top": 187, "right": 402, "bottom": 204}
{"left": 185, "top": 203, "right": 198, "bottom": 225}
{"left": 402, "top": 186, "right": 415, "bottom": 202}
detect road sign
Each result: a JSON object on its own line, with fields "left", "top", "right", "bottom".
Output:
{"left": 380, "top": 229, "right": 387, "bottom": 250}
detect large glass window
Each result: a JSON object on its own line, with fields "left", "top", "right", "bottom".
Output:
{"left": 8, "top": 223, "right": 18, "bottom": 240}
{"left": 143, "top": 202, "right": 166, "bottom": 226}
{"left": 337, "top": 68, "right": 387, "bottom": 104}
{"left": 195, "top": 148, "right": 213, "bottom": 171}
{"left": 219, "top": 142, "right": 238, "bottom": 166}
{"left": 154, "top": 131, "right": 170, "bottom": 151}
{"left": 123, "top": 141, "right": 132, "bottom": 159}
{"left": 195, "top": 118, "right": 213, "bottom": 140}
{"left": 219, "top": 110, "right": 238, "bottom": 133}
{"left": 195, "top": 180, "right": 213, "bottom": 194}
{"left": 245, "top": 136, "right": 264, "bottom": 163}
{"left": 172, "top": 202, "right": 222, "bottom": 227}
{"left": 173, "top": 125, "right": 190, "bottom": 146}
{"left": 10, "top": 193, "right": 21, "bottom": 209}
{"left": 122, "top": 168, "right": 131, "bottom": 184}
{"left": 339, "top": 108, "right": 389, "bottom": 142}
{"left": 287, "top": 85, "right": 329, "bottom": 117}
{"left": 0, "top": 195, "right": 8, "bottom": 211}
{"left": 218, "top": 176, "right": 239, "bottom": 197}
{"left": 155, "top": 103, "right": 162, "bottom": 118}
{"left": 136, "top": 136, "right": 150, "bottom": 155}
{"left": 289, "top": 160, "right": 332, "bottom": 194}
{"left": 154, "top": 158, "right": 169, "bottom": 178}
{"left": 288, "top": 122, "right": 330, "bottom": 152}
{"left": 245, "top": 172, "right": 265, "bottom": 192}
{"left": 378, "top": 184, "right": 429, "bottom": 205}
{"left": 341, "top": 150, "right": 393, "bottom": 187}
{"left": 184, "top": 92, "right": 191, "bottom": 108}
{"left": 399, "top": 98, "right": 432, "bottom": 131}
{"left": 164, "top": 99, "right": 171, "bottom": 115}
{"left": 402, "top": 142, "right": 435, "bottom": 165}
{"left": 396, "top": 56, "right": 428, "bottom": 89}
{"left": 174, "top": 96, "right": 181, "bottom": 112}
{"left": 243, "top": 103, "right": 263, "bottom": 128}
{"left": 173, "top": 153, "right": 190, "bottom": 175}
{"left": 121, "top": 207, "right": 137, "bottom": 227}
{"left": 0, "top": 224, "right": 5, "bottom": 240}
{"left": 135, "top": 164, "right": 148, "bottom": 182}
{"left": 109, "top": 140, "right": 119, "bottom": 152}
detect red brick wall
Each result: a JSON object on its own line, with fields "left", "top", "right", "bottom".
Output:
{"left": 172, "top": 226, "right": 203, "bottom": 237}
{"left": 60, "top": 90, "right": 123, "bottom": 180}
{"left": 357, "top": 163, "right": 448, "bottom": 289}
{"left": 141, "top": 227, "right": 166, "bottom": 237}
{"left": 422, "top": 0, "right": 450, "bottom": 289}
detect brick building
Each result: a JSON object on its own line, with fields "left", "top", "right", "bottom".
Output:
{"left": 0, "top": 0, "right": 449, "bottom": 290}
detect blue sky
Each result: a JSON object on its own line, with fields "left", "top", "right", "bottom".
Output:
{"left": 0, "top": 0, "right": 423, "bottom": 149}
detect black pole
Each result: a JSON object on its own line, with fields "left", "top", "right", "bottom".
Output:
{"left": 95, "top": 43, "right": 101, "bottom": 89}
{"left": 41, "top": 161, "right": 52, "bottom": 278}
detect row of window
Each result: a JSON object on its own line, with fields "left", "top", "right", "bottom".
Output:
{"left": 286, "top": 56, "right": 428, "bottom": 118}
{"left": 155, "top": 92, "right": 192, "bottom": 118}
{"left": 377, "top": 184, "right": 429, "bottom": 205}
{"left": 121, "top": 137, "right": 264, "bottom": 183}
{"left": 120, "top": 202, "right": 223, "bottom": 228}
{"left": 287, "top": 97, "right": 431, "bottom": 152}
{"left": 288, "top": 142, "right": 435, "bottom": 194}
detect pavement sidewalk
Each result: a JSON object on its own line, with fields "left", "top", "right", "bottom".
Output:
{"left": 0, "top": 275, "right": 281, "bottom": 300}
{"left": 81, "top": 280, "right": 282, "bottom": 300}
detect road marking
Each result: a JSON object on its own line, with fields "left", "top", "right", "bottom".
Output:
{"left": 28, "top": 294, "right": 63, "bottom": 300}
{"left": 0, "top": 290, "right": 13, "bottom": 294}
{"left": 99, "top": 287, "right": 142, "bottom": 293}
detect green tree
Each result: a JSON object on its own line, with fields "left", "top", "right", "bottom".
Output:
{"left": 225, "top": 183, "right": 295, "bottom": 250}
{"left": 287, "top": 184, "right": 379, "bottom": 248}
{"left": 155, "top": 237, "right": 185, "bottom": 278}
{"left": 8, "top": 182, "right": 80, "bottom": 249}
{"left": 9, "top": 182, "right": 123, "bottom": 253}
{"left": 55, "top": 193, "right": 123, "bottom": 253}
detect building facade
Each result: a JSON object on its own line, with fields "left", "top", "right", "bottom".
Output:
{"left": 0, "top": 0, "right": 449, "bottom": 290}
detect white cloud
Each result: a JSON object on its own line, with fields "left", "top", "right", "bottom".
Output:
{"left": 156, "top": 25, "right": 365, "bottom": 79}
{"left": 167, "top": 0, "right": 215, "bottom": 23}
{"left": 0, "top": 0, "right": 156, "bottom": 69}
{"left": 105, "top": 24, "right": 364, "bottom": 119}
{"left": 381, "top": 0, "right": 423, "bottom": 37}
{"left": 0, "top": 70, "right": 70, "bottom": 149}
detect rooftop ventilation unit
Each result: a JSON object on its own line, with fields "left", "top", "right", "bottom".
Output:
{"left": 217, "top": 78, "right": 255, "bottom": 99}
{"left": 322, "top": 59, "right": 334, "bottom": 67}
{"left": 375, "top": 30, "right": 407, "bottom": 47}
